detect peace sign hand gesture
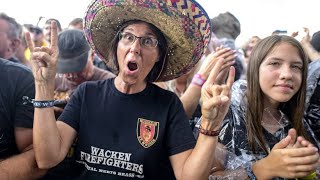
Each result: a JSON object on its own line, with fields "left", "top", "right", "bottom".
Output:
{"left": 25, "top": 21, "right": 59, "bottom": 85}
{"left": 201, "top": 59, "right": 235, "bottom": 129}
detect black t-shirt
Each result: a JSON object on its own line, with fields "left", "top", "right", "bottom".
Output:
{"left": 8, "top": 57, "right": 21, "bottom": 64}
{"left": 58, "top": 78, "right": 196, "bottom": 179}
{"left": 42, "top": 67, "right": 115, "bottom": 179}
{"left": 0, "top": 58, "right": 34, "bottom": 158}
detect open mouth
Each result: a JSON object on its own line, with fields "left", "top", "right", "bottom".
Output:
{"left": 128, "top": 62, "right": 138, "bottom": 71}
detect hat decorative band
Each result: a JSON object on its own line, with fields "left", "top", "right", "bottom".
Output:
{"left": 84, "top": 0, "right": 211, "bottom": 81}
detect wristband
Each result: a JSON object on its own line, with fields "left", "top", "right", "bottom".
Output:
{"left": 191, "top": 73, "right": 206, "bottom": 87}
{"left": 245, "top": 162, "right": 257, "bottom": 180}
{"left": 23, "top": 96, "right": 55, "bottom": 108}
{"left": 198, "top": 124, "right": 220, "bottom": 136}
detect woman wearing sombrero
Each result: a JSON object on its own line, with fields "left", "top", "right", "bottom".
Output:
{"left": 26, "top": 0, "right": 235, "bottom": 179}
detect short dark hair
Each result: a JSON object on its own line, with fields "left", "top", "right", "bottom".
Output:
{"left": 69, "top": 18, "right": 83, "bottom": 27}
{"left": 0, "top": 12, "right": 22, "bottom": 40}
{"left": 211, "top": 12, "right": 241, "bottom": 40}
{"left": 109, "top": 20, "right": 168, "bottom": 82}
{"left": 311, "top": 31, "right": 320, "bottom": 52}
{"left": 45, "top": 18, "right": 62, "bottom": 31}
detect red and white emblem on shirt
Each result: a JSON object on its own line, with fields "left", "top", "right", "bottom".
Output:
{"left": 137, "top": 118, "right": 159, "bottom": 148}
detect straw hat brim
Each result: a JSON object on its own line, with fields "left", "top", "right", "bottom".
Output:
{"left": 84, "top": 0, "right": 211, "bottom": 81}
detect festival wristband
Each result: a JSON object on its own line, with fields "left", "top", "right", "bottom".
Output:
{"left": 198, "top": 124, "right": 220, "bottom": 136}
{"left": 191, "top": 73, "right": 206, "bottom": 87}
{"left": 23, "top": 96, "right": 55, "bottom": 108}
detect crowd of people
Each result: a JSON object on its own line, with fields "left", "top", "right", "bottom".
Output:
{"left": 0, "top": 0, "right": 320, "bottom": 179}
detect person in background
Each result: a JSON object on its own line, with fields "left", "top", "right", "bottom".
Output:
{"left": 310, "top": 31, "right": 320, "bottom": 52}
{"left": 300, "top": 27, "right": 320, "bottom": 62}
{"left": 242, "top": 35, "right": 261, "bottom": 65}
{"left": 156, "top": 12, "right": 238, "bottom": 129}
{"left": 67, "top": 17, "right": 114, "bottom": 72}
{"left": 209, "top": 11, "right": 244, "bottom": 81}
{"left": 0, "top": 12, "right": 24, "bottom": 64}
{"left": 68, "top": 18, "right": 83, "bottom": 30}
{"left": 300, "top": 27, "right": 320, "bottom": 141}
{"left": 24, "top": 24, "right": 48, "bottom": 61}
{"left": 0, "top": 58, "right": 45, "bottom": 179}
{"left": 26, "top": 0, "right": 236, "bottom": 179}
{"left": 53, "top": 29, "right": 115, "bottom": 118}
{"left": 272, "top": 30, "right": 288, "bottom": 36}
{"left": 157, "top": 46, "right": 236, "bottom": 133}
{"left": 305, "top": 56, "right": 320, "bottom": 143}
{"left": 43, "top": 18, "right": 62, "bottom": 44}
{"left": 15, "top": 25, "right": 31, "bottom": 67}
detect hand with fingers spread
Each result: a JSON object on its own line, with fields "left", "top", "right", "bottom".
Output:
{"left": 301, "top": 27, "right": 311, "bottom": 45}
{"left": 179, "top": 46, "right": 236, "bottom": 119}
{"left": 299, "top": 27, "right": 320, "bottom": 61}
{"left": 25, "top": 21, "right": 59, "bottom": 85}
{"left": 253, "top": 132, "right": 320, "bottom": 179}
{"left": 198, "top": 46, "right": 236, "bottom": 83}
{"left": 200, "top": 58, "right": 235, "bottom": 129}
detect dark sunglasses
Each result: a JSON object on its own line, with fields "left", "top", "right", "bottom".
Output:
{"left": 29, "top": 28, "right": 42, "bottom": 35}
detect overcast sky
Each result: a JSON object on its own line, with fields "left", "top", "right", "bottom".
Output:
{"left": 1, "top": 0, "right": 319, "bottom": 45}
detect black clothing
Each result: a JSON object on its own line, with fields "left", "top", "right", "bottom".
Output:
{"left": 305, "top": 60, "right": 320, "bottom": 140}
{"left": 58, "top": 78, "right": 196, "bottom": 179}
{"left": 0, "top": 58, "right": 34, "bottom": 158}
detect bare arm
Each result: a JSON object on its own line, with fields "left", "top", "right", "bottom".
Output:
{"left": 171, "top": 59, "right": 235, "bottom": 179}
{"left": 33, "top": 104, "right": 76, "bottom": 168}
{"left": 302, "top": 42, "right": 320, "bottom": 61}
{"left": 180, "top": 84, "right": 202, "bottom": 118}
{"left": 15, "top": 127, "right": 33, "bottom": 152}
{"left": 300, "top": 27, "right": 320, "bottom": 61}
{"left": 0, "top": 128, "right": 45, "bottom": 179}
{"left": 170, "top": 132, "right": 218, "bottom": 180}
{"left": 0, "top": 149, "right": 46, "bottom": 180}
{"left": 26, "top": 21, "right": 77, "bottom": 169}
{"left": 181, "top": 47, "right": 236, "bottom": 118}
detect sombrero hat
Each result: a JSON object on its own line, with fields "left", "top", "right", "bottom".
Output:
{"left": 84, "top": 0, "right": 211, "bottom": 81}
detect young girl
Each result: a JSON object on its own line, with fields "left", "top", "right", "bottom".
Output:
{"left": 208, "top": 35, "right": 320, "bottom": 179}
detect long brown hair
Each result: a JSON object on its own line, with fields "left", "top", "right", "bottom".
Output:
{"left": 246, "top": 35, "right": 308, "bottom": 153}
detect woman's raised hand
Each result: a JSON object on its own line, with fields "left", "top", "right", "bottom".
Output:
{"left": 201, "top": 59, "right": 235, "bottom": 127}
{"left": 198, "top": 47, "right": 236, "bottom": 82}
{"left": 25, "top": 21, "right": 59, "bottom": 85}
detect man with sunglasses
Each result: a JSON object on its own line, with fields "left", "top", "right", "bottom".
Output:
{"left": 24, "top": 24, "right": 48, "bottom": 61}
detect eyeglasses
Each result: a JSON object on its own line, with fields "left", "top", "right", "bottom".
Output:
{"left": 119, "top": 32, "right": 158, "bottom": 48}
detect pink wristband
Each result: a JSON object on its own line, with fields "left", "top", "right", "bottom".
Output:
{"left": 191, "top": 74, "right": 206, "bottom": 87}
